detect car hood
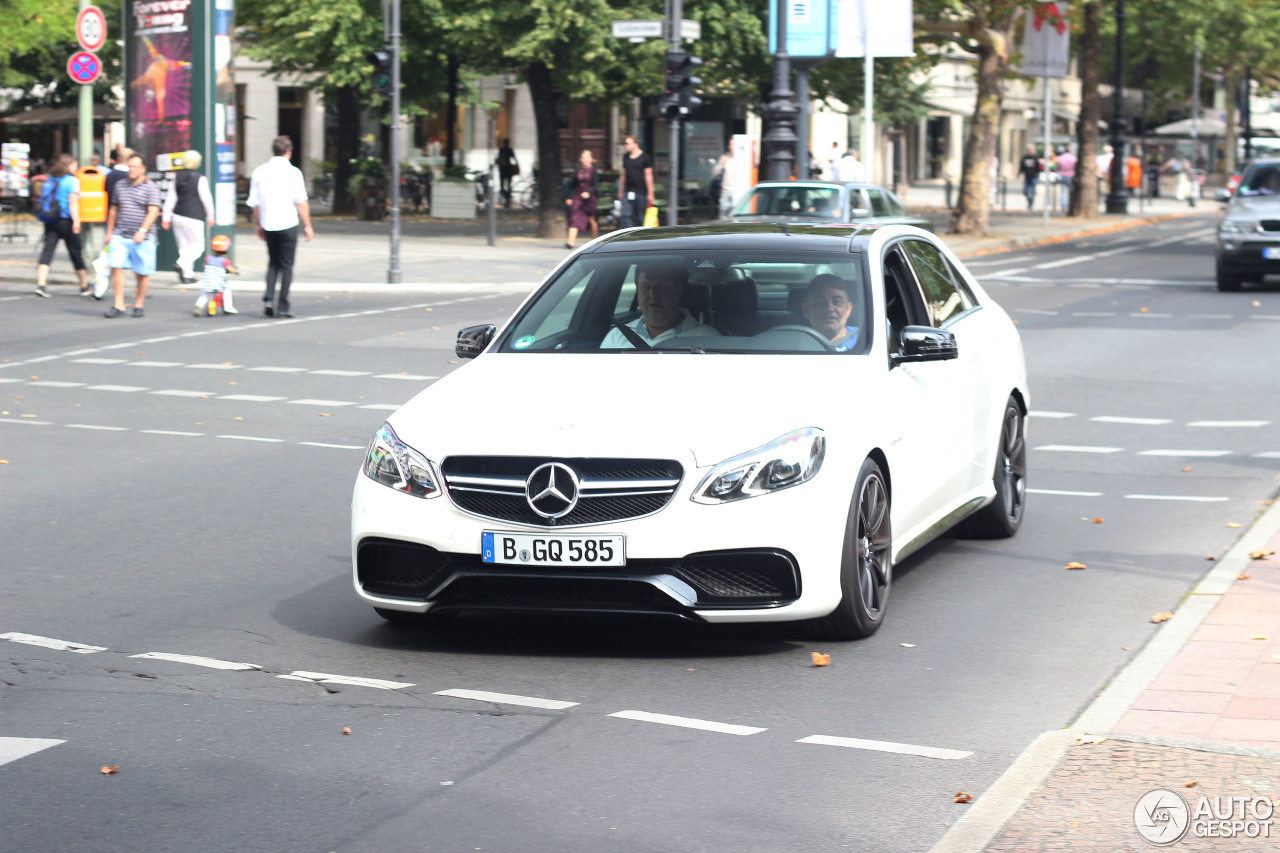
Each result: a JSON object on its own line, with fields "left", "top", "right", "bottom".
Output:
{"left": 388, "top": 353, "right": 876, "bottom": 468}
{"left": 1226, "top": 195, "right": 1280, "bottom": 218}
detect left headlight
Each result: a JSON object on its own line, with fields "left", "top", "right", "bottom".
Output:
{"left": 693, "top": 428, "right": 826, "bottom": 504}
{"left": 362, "top": 422, "right": 442, "bottom": 499}
{"left": 1219, "top": 220, "right": 1252, "bottom": 234}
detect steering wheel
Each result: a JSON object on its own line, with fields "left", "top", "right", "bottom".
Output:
{"left": 757, "top": 324, "right": 836, "bottom": 349}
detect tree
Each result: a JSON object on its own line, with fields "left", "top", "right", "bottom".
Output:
{"left": 1, "top": 0, "right": 122, "bottom": 110}
{"left": 1068, "top": 0, "right": 1102, "bottom": 218}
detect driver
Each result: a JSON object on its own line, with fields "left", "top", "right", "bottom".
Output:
{"left": 800, "top": 274, "right": 860, "bottom": 351}
{"left": 600, "top": 262, "right": 719, "bottom": 348}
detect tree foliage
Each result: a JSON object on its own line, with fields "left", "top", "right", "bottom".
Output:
{"left": 1, "top": 0, "right": 122, "bottom": 110}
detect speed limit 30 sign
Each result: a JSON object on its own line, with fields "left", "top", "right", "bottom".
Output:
{"left": 76, "top": 5, "right": 107, "bottom": 52}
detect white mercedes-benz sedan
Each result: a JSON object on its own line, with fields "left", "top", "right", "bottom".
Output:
{"left": 352, "top": 222, "right": 1029, "bottom": 639}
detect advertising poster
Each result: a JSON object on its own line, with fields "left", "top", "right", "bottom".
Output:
{"left": 127, "top": 0, "right": 194, "bottom": 176}
{"left": 214, "top": 0, "right": 237, "bottom": 226}
{"left": 2, "top": 143, "right": 32, "bottom": 197}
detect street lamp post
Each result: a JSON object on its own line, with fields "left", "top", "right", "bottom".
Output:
{"left": 1105, "top": 0, "right": 1129, "bottom": 214}
{"left": 761, "top": 0, "right": 798, "bottom": 181}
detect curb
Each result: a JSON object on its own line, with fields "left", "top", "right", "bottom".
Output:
{"left": 929, "top": 497, "right": 1280, "bottom": 853}
{"left": 951, "top": 210, "right": 1202, "bottom": 259}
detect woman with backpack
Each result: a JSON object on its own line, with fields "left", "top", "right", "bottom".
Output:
{"left": 34, "top": 153, "right": 88, "bottom": 297}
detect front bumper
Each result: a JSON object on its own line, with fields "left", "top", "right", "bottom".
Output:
{"left": 1217, "top": 232, "right": 1280, "bottom": 275}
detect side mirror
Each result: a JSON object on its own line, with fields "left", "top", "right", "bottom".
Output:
{"left": 456, "top": 324, "right": 496, "bottom": 359}
{"left": 850, "top": 207, "right": 872, "bottom": 218}
{"left": 894, "top": 325, "right": 958, "bottom": 364}
{"left": 1214, "top": 189, "right": 1231, "bottom": 203}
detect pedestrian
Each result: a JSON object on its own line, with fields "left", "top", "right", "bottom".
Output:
{"left": 1126, "top": 149, "right": 1144, "bottom": 198}
{"left": 193, "top": 233, "right": 239, "bottom": 316}
{"left": 1018, "top": 145, "right": 1041, "bottom": 210}
{"left": 565, "top": 149, "right": 598, "bottom": 249}
{"left": 830, "top": 148, "right": 866, "bottom": 183}
{"left": 1165, "top": 152, "right": 1191, "bottom": 201}
{"left": 617, "top": 135, "right": 654, "bottom": 229}
{"left": 247, "top": 135, "right": 313, "bottom": 318}
{"left": 1056, "top": 146, "right": 1077, "bottom": 211}
{"left": 1146, "top": 149, "right": 1162, "bottom": 198}
{"left": 33, "top": 153, "right": 88, "bottom": 297}
{"left": 497, "top": 138, "right": 518, "bottom": 208}
{"left": 161, "top": 150, "right": 215, "bottom": 284}
{"left": 1096, "top": 144, "right": 1114, "bottom": 201}
{"left": 714, "top": 144, "right": 737, "bottom": 217}
{"left": 103, "top": 153, "right": 161, "bottom": 318}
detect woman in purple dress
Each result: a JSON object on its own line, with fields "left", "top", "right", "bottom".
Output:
{"left": 565, "top": 150, "right": 598, "bottom": 249}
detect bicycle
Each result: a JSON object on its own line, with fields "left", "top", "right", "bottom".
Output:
{"left": 513, "top": 177, "right": 539, "bottom": 210}
{"left": 468, "top": 169, "right": 494, "bottom": 211}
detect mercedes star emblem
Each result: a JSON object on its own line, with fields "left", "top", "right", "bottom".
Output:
{"left": 525, "top": 462, "right": 580, "bottom": 519}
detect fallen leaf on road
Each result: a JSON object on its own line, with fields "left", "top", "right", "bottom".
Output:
{"left": 1185, "top": 781, "right": 1197, "bottom": 788}
{"left": 1238, "top": 574, "right": 1251, "bottom": 581}
{"left": 1065, "top": 562, "right": 1087, "bottom": 570}
{"left": 1092, "top": 518, "right": 1104, "bottom": 524}
{"left": 424, "top": 307, "right": 432, "bottom": 311}
{"left": 1250, "top": 549, "right": 1277, "bottom": 560}
{"left": 1152, "top": 612, "right": 1175, "bottom": 623}
{"left": 953, "top": 792, "right": 973, "bottom": 803}
{"left": 811, "top": 652, "right": 830, "bottom": 667}
{"left": 1140, "top": 307, "right": 1149, "bottom": 313}
{"left": 28, "top": 376, "right": 37, "bottom": 380}
{"left": 1206, "top": 555, "right": 1216, "bottom": 561}
{"left": 0, "top": 460, "right": 7, "bottom": 464}
{"left": 1252, "top": 635, "right": 1268, "bottom": 641}
{"left": 1182, "top": 467, "right": 1193, "bottom": 472}
{"left": 233, "top": 417, "right": 243, "bottom": 421}
{"left": 221, "top": 362, "right": 234, "bottom": 366}
{"left": 21, "top": 414, "right": 36, "bottom": 418}
{"left": 1254, "top": 301, "right": 1262, "bottom": 307}
{"left": 342, "top": 727, "right": 352, "bottom": 735}
{"left": 100, "top": 765, "right": 119, "bottom": 775}
{"left": 1227, "top": 523, "right": 1243, "bottom": 528}
{"left": 1076, "top": 735, "right": 1107, "bottom": 745}
{"left": 396, "top": 332, "right": 405, "bottom": 335}
{"left": 320, "top": 413, "right": 331, "bottom": 417}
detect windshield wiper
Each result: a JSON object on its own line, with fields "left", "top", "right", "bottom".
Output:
{"left": 611, "top": 319, "right": 653, "bottom": 350}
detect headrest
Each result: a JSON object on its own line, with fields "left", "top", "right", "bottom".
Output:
{"left": 787, "top": 288, "right": 806, "bottom": 313}
{"left": 681, "top": 281, "right": 710, "bottom": 318}
{"left": 714, "top": 274, "right": 758, "bottom": 315}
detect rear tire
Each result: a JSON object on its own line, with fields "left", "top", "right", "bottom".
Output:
{"left": 1216, "top": 262, "right": 1243, "bottom": 292}
{"left": 958, "top": 397, "right": 1027, "bottom": 539}
{"left": 805, "top": 458, "right": 892, "bottom": 640}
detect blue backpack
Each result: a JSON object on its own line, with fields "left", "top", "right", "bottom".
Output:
{"left": 36, "top": 176, "right": 64, "bottom": 224}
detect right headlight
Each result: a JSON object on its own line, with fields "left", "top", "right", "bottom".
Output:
{"left": 362, "top": 422, "right": 441, "bottom": 499}
{"left": 693, "top": 428, "right": 826, "bottom": 504}
{"left": 1219, "top": 220, "right": 1252, "bottom": 234}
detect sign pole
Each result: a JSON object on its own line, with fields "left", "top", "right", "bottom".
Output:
{"left": 77, "top": 0, "right": 94, "bottom": 165}
{"left": 861, "top": 0, "right": 873, "bottom": 181}
{"left": 667, "top": 0, "right": 682, "bottom": 226}
{"left": 387, "top": 0, "right": 402, "bottom": 283}
{"left": 1043, "top": 79, "right": 1052, "bottom": 226}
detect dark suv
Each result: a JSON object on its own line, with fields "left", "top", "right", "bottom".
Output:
{"left": 1215, "top": 157, "right": 1280, "bottom": 291}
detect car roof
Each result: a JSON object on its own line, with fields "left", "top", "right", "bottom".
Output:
{"left": 585, "top": 222, "right": 882, "bottom": 255}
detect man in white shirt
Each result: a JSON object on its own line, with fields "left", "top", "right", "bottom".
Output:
{"left": 830, "top": 149, "right": 866, "bottom": 183}
{"left": 599, "top": 263, "right": 719, "bottom": 348}
{"left": 247, "top": 136, "right": 313, "bottom": 318}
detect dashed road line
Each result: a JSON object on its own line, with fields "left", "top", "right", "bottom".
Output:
{"left": 310, "top": 369, "right": 371, "bottom": 377}
{"left": 289, "top": 399, "right": 357, "bottom": 407}
{"left": 1189, "top": 420, "right": 1271, "bottom": 428}
{"left": 435, "top": 689, "right": 579, "bottom": 710}
{"left": 216, "top": 434, "right": 284, "bottom": 443}
{"left": 1136, "top": 449, "right": 1232, "bottom": 457}
{"left": 1030, "top": 411, "right": 1075, "bottom": 419}
{"left": 1027, "top": 488, "right": 1103, "bottom": 497}
{"left": 142, "top": 429, "right": 204, "bottom": 436}
{"left": 1256, "top": 452, "right": 1280, "bottom": 460}
{"left": 86, "top": 384, "right": 147, "bottom": 392}
{"left": 278, "top": 671, "right": 415, "bottom": 690}
{"left": 299, "top": 441, "right": 364, "bottom": 450}
{"left": 1124, "top": 494, "right": 1229, "bottom": 502}
{"left": 0, "top": 417, "right": 51, "bottom": 425}
{"left": 608, "top": 710, "right": 767, "bottom": 736}
{"left": 220, "top": 394, "right": 287, "bottom": 402}
{"left": 796, "top": 735, "right": 972, "bottom": 760}
{"left": 151, "top": 389, "right": 217, "bottom": 397}
{"left": 130, "top": 652, "right": 261, "bottom": 671}
{"left": 0, "top": 738, "right": 65, "bottom": 768}
{"left": 1090, "top": 416, "right": 1171, "bottom": 425}
{"left": 0, "top": 632, "right": 107, "bottom": 653}
{"left": 1035, "top": 445, "right": 1124, "bottom": 453}
{"left": 66, "top": 424, "right": 128, "bottom": 431}
{"left": 28, "top": 380, "right": 85, "bottom": 388}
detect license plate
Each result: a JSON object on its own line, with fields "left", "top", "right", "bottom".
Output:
{"left": 482, "top": 532, "right": 626, "bottom": 567}
{"left": 1263, "top": 247, "right": 1280, "bottom": 259}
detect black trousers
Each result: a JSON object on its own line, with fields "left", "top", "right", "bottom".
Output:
{"left": 38, "top": 218, "right": 86, "bottom": 270}
{"left": 263, "top": 226, "right": 298, "bottom": 313}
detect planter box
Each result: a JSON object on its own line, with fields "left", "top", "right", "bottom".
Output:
{"left": 432, "top": 181, "right": 476, "bottom": 219}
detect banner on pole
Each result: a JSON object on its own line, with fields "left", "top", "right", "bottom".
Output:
{"left": 769, "top": 0, "right": 838, "bottom": 58}
{"left": 1020, "top": 3, "right": 1070, "bottom": 78}
{"left": 835, "top": 0, "right": 914, "bottom": 58}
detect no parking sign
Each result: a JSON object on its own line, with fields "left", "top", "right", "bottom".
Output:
{"left": 67, "top": 51, "right": 102, "bottom": 85}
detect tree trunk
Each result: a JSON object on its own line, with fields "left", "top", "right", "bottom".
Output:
{"left": 1223, "top": 68, "right": 1240, "bottom": 175}
{"left": 1071, "top": 1, "right": 1102, "bottom": 218}
{"left": 333, "top": 86, "right": 361, "bottom": 216}
{"left": 445, "top": 55, "right": 459, "bottom": 170}
{"left": 526, "top": 60, "right": 565, "bottom": 239}
{"left": 950, "top": 42, "right": 1005, "bottom": 235}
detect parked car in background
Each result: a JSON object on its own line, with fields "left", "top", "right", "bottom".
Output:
{"left": 723, "top": 181, "right": 934, "bottom": 230}
{"left": 1215, "top": 156, "right": 1280, "bottom": 291}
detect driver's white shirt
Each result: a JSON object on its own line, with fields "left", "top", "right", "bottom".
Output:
{"left": 600, "top": 308, "right": 719, "bottom": 349}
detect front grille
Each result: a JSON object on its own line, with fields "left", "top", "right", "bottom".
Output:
{"left": 671, "top": 550, "right": 800, "bottom": 604}
{"left": 1260, "top": 220, "right": 1280, "bottom": 232}
{"left": 358, "top": 538, "right": 455, "bottom": 598}
{"left": 441, "top": 456, "right": 682, "bottom": 527}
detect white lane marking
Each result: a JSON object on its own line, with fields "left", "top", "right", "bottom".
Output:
{"left": 0, "top": 632, "right": 107, "bottom": 653}
{"left": 279, "top": 671, "right": 414, "bottom": 690}
{"left": 1033, "top": 255, "right": 1093, "bottom": 269}
{"left": 1251, "top": 315, "right": 1280, "bottom": 321}
{"left": 0, "top": 378, "right": 24, "bottom": 383}
{"left": 142, "top": 430, "right": 204, "bottom": 436}
{"left": 1124, "top": 494, "right": 1229, "bottom": 502}
{"left": 1034, "top": 445, "right": 1124, "bottom": 453}
{"left": 1255, "top": 451, "right": 1280, "bottom": 459}
{"left": 28, "top": 381, "right": 85, "bottom": 387}
{"left": 358, "top": 404, "right": 402, "bottom": 410}
{"left": 128, "top": 361, "right": 182, "bottom": 367}
{"left": 1027, "top": 488, "right": 1103, "bottom": 497}
{"left": 0, "top": 418, "right": 51, "bottom": 425}
{"left": 151, "top": 389, "right": 216, "bottom": 397}
{"left": 1188, "top": 420, "right": 1271, "bottom": 428}
{"left": 186, "top": 363, "right": 240, "bottom": 370}
{"left": 0, "top": 738, "right": 65, "bottom": 768}
{"left": 249, "top": 366, "right": 308, "bottom": 373}
{"left": 1187, "top": 314, "right": 1232, "bottom": 319}
{"left": 130, "top": 652, "right": 260, "bottom": 671}
{"left": 289, "top": 399, "right": 356, "bottom": 407}
{"left": 23, "top": 355, "right": 59, "bottom": 363}
{"left": 608, "top": 710, "right": 766, "bottom": 736}
{"left": 99, "top": 342, "right": 141, "bottom": 350}
{"left": 373, "top": 374, "right": 437, "bottom": 381}
{"left": 66, "top": 424, "right": 128, "bottom": 431}
{"left": 299, "top": 442, "right": 364, "bottom": 449}
{"left": 73, "top": 358, "right": 126, "bottom": 364}
{"left": 434, "top": 689, "right": 578, "bottom": 710}
{"left": 219, "top": 394, "right": 287, "bottom": 402}
{"left": 1137, "top": 449, "right": 1232, "bottom": 457}
{"left": 1072, "top": 312, "right": 1115, "bottom": 317}
{"left": 1090, "top": 416, "right": 1171, "bottom": 425}
{"left": 61, "top": 348, "right": 100, "bottom": 356}
{"left": 797, "top": 735, "right": 972, "bottom": 760}
{"left": 1130, "top": 312, "right": 1173, "bottom": 318}
{"left": 216, "top": 435, "right": 284, "bottom": 443}
{"left": 139, "top": 336, "right": 179, "bottom": 343}
{"left": 87, "top": 385, "right": 148, "bottom": 392}
{"left": 1016, "top": 309, "right": 1059, "bottom": 315}
{"left": 310, "top": 369, "right": 370, "bottom": 377}
{"left": 1029, "top": 411, "right": 1075, "bottom": 419}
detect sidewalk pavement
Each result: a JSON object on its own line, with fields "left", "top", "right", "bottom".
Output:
{"left": 2, "top": 187, "right": 1211, "bottom": 295}
{"left": 935, "top": 499, "right": 1280, "bottom": 853}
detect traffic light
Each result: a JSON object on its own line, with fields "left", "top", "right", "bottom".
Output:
{"left": 368, "top": 47, "right": 392, "bottom": 96}
{"left": 661, "top": 49, "right": 703, "bottom": 118}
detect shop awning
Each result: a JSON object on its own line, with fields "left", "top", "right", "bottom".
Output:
{"left": 0, "top": 104, "right": 123, "bottom": 126}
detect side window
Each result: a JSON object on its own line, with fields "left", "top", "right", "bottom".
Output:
{"left": 864, "top": 188, "right": 891, "bottom": 216}
{"left": 886, "top": 192, "right": 907, "bottom": 216}
{"left": 901, "top": 239, "right": 973, "bottom": 326}
{"left": 881, "top": 247, "right": 926, "bottom": 358}
{"left": 849, "top": 189, "right": 869, "bottom": 217}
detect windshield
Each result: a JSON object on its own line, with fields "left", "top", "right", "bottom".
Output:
{"left": 1238, "top": 163, "right": 1280, "bottom": 197}
{"left": 500, "top": 250, "right": 871, "bottom": 355}
{"left": 732, "top": 186, "right": 843, "bottom": 219}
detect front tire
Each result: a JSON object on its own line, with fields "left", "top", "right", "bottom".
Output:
{"left": 807, "top": 459, "right": 892, "bottom": 640}
{"left": 1216, "top": 261, "right": 1243, "bottom": 292}
{"left": 959, "top": 398, "right": 1027, "bottom": 539}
